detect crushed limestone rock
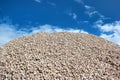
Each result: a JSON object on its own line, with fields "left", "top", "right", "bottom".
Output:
{"left": 0, "top": 32, "right": 120, "bottom": 80}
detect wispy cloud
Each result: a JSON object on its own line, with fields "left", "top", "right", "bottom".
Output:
{"left": 84, "top": 5, "right": 107, "bottom": 20}
{"left": 68, "top": 13, "right": 77, "bottom": 20}
{"left": 86, "top": 11, "right": 104, "bottom": 18}
{"left": 47, "top": 1, "right": 56, "bottom": 6}
{"left": 96, "top": 21, "right": 120, "bottom": 45}
{"left": 0, "top": 23, "right": 28, "bottom": 45}
{"left": 84, "top": 5, "right": 97, "bottom": 17}
{"left": 74, "top": 0, "right": 84, "bottom": 4}
{"left": 34, "top": 0, "right": 41, "bottom": 3}
{"left": 84, "top": 5, "right": 92, "bottom": 10}
{"left": 0, "top": 23, "right": 88, "bottom": 46}
{"left": 74, "top": 1, "right": 109, "bottom": 21}
{"left": 31, "top": 24, "right": 88, "bottom": 34}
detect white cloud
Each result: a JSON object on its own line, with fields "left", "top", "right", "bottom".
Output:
{"left": 74, "top": 0, "right": 84, "bottom": 4}
{"left": 84, "top": 5, "right": 92, "bottom": 10}
{"left": 84, "top": 5, "right": 97, "bottom": 17}
{"left": 34, "top": 0, "right": 41, "bottom": 3}
{"left": 0, "top": 23, "right": 88, "bottom": 46}
{"left": 84, "top": 5, "right": 106, "bottom": 20}
{"left": 85, "top": 9, "right": 103, "bottom": 18}
{"left": 47, "top": 1, "right": 56, "bottom": 6}
{"left": 85, "top": 11, "right": 97, "bottom": 17}
{"left": 1, "top": 21, "right": 120, "bottom": 46}
{"left": 73, "top": 13, "right": 77, "bottom": 20}
{"left": 97, "top": 21, "right": 120, "bottom": 45}
{"left": 0, "top": 23, "right": 28, "bottom": 45}
{"left": 68, "top": 13, "right": 77, "bottom": 20}
{"left": 31, "top": 24, "right": 88, "bottom": 34}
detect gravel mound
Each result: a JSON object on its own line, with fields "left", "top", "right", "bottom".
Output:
{"left": 0, "top": 32, "right": 120, "bottom": 80}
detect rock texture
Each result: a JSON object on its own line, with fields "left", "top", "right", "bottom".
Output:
{"left": 0, "top": 32, "right": 120, "bottom": 80}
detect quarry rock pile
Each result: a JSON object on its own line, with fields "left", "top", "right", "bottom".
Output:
{"left": 0, "top": 32, "right": 120, "bottom": 80}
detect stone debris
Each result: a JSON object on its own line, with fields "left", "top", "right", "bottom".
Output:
{"left": 0, "top": 32, "right": 120, "bottom": 80}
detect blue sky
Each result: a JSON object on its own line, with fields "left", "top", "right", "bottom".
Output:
{"left": 0, "top": 0, "right": 120, "bottom": 45}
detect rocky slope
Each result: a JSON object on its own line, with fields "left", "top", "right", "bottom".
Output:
{"left": 0, "top": 32, "right": 120, "bottom": 80}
